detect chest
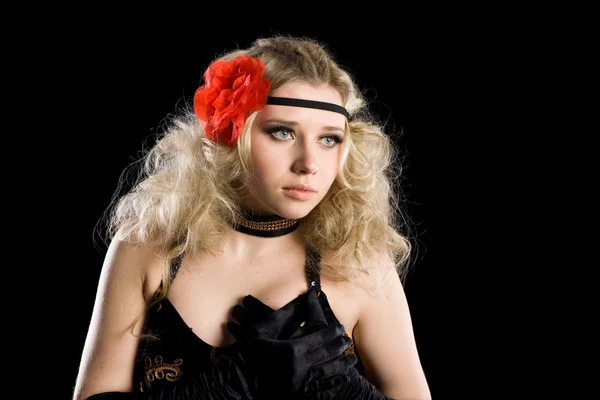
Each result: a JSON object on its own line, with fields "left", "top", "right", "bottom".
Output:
{"left": 165, "top": 251, "right": 310, "bottom": 347}
{"left": 162, "top": 251, "right": 360, "bottom": 347}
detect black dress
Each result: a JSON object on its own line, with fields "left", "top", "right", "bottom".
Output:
{"left": 131, "top": 248, "right": 365, "bottom": 399}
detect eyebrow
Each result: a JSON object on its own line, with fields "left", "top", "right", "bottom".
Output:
{"left": 262, "top": 119, "right": 345, "bottom": 135}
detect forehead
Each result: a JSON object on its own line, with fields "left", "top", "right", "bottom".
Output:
{"left": 259, "top": 82, "right": 346, "bottom": 128}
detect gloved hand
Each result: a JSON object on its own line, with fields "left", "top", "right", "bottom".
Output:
{"left": 227, "top": 289, "right": 358, "bottom": 398}
{"left": 310, "top": 369, "right": 395, "bottom": 400}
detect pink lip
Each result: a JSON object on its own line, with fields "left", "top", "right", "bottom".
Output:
{"left": 284, "top": 184, "right": 316, "bottom": 192}
{"left": 283, "top": 188, "right": 317, "bottom": 200}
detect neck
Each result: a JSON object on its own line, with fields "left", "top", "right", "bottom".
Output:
{"left": 222, "top": 227, "right": 304, "bottom": 261}
{"left": 231, "top": 208, "right": 300, "bottom": 238}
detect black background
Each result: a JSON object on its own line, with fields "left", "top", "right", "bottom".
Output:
{"left": 32, "top": 20, "right": 519, "bottom": 399}
{"left": 10, "top": 4, "right": 589, "bottom": 396}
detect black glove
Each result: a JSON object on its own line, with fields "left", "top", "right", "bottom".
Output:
{"left": 227, "top": 289, "right": 358, "bottom": 397}
{"left": 310, "top": 368, "right": 394, "bottom": 400}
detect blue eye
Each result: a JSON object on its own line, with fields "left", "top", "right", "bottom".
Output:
{"left": 320, "top": 137, "right": 335, "bottom": 147}
{"left": 319, "top": 135, "right": 344, "bottom": 147}
{"left": 265, "top": 125, "right": 294, "bottom": 140}
{"left": 264, "top": 125, "right": 344, "bottom": 148}
{"left": 271, "top": 130, "right": 292, "bottom": 140}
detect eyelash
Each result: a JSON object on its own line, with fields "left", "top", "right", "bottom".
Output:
{"left": 265, "top": 125, "right": 344, "bottom": 148}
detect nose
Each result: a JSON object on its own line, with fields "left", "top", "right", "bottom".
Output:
{"left": 292, "top": 142, "right": 318, "bottom": 175}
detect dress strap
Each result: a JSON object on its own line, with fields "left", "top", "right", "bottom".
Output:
{"left": 305, "top": 247, "right": 322, "bottom": 292}
{"left": 149, "top": 253, "right": 184, "bottom": 301}
{"left": 169, "top": 253, "right": 184, "bottom": 285}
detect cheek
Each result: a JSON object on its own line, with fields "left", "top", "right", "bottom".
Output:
{"left": 326, "top": 169, "right": 339, "bottom": 187}
{"left": 325, "top": 153, "right": 341, "bottom": 179}
{"left": 250, "top": 151, "right": 282, "bottom": 184}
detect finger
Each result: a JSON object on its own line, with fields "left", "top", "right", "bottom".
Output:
{"left": 226, "top": 321, "right": 248, "bottom": 340}
{"left": 231, "top": 304, "right": 254, "bottom": 326}
{"left": 310, "top": 353, "right": 358, "bottom": 381}
{"left": 241, "top": 295, "right": 274, "bottom": 318}
{"left": 307, "top": 372, "right": 352, "bottom": 393}
{"left": 307, "top": 327, "right": 350, "bottom": 362}
{"left": 302, "top": 289, "right": 328, "bottom": 332}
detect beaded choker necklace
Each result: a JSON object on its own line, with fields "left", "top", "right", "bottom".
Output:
{"left": 233, "top": 210, "right": 300, "bottom": 238}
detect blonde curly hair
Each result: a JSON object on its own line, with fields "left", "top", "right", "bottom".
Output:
{"left": 98, "top": 34, "right": 416, "bottom": 305}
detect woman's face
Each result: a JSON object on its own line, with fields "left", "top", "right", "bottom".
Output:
{"left": 245, "top": 82, "right": 346, "bottom": 219}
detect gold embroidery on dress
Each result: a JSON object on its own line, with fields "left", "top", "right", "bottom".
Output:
{"left": 143, "top": 355, "right": 183, "bottom": 388}
{"left": 342, "top": 331, "right": 355, "bottom": 355}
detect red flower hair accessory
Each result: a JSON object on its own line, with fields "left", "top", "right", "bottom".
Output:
{"left": 193, "top": 55, "right": 271, "bottom": 145}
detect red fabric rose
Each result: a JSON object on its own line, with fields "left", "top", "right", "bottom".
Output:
{"left": 193, "top": 55, "right": 271, "bottom": 145}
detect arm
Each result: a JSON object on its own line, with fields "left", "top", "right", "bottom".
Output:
{"left": 353, "top": 269, "right": 431, "bottom": 400}
{"left": 72, "top": 237, "right": 161, "bottom": 400}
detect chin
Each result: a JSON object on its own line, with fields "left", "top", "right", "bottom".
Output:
{"left": 274, "top": 203, "right": 316, "bottom": 220}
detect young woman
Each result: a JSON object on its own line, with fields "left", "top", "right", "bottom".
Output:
{"left": 73, "top": 34, "right": 431, "bottom": 399}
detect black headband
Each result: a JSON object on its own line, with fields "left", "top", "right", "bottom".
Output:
{"left": 266, "top": 96, "right": 350, "bottom": 119}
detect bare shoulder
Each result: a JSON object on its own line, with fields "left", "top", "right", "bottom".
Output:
{"left": 318, "top": 252, "right": 388, "bottom": 337}
{"left": 105, "top": 237, "right": 165, "bottom": 299}
{"left": 72, "top": 235, "right": 165, "bottom": 399}
{"left": 106, "top": 235, "right": 163, "bottom": 273}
